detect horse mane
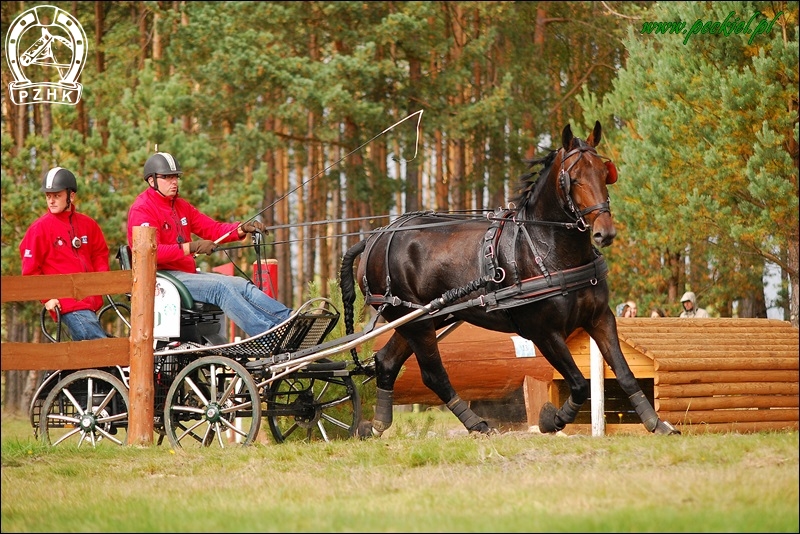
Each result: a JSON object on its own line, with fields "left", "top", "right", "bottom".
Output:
{"left": 509, "top": 149, "right": 557, "bottom": 209}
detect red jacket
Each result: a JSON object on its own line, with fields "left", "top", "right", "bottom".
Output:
{"left": 20, "top": 205, "right": 110, "bottom": 316}
{"left": 127, "top": 187, "right": 241, "bottom": 273}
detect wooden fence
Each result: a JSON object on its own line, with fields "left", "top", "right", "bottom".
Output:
{"left": 1, "top": 227, "right": 157, "bottom": 445}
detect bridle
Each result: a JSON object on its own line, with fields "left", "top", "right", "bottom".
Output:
{"left": 558, "top": 145, "right": 616, "bottom": 224}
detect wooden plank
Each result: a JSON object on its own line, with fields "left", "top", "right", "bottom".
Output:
{"left": 393, "top": 359, "right": 555, "bottom": 405}
{"left": 522, "top": 375, "right": 550, "bottom": 428}
{"left": 624, "top": 342, "right": 800, "bottom": 352}
{"left": 0, "top": 338, "right": 130, "bottom": 370}
{"left": 622, "top": 340, "right": 798, "bottom": 349}
{"left": 672, "top": 420, "right": 799, "bottom": 434}
{"left": 656, "top": 395, "right": 799, "bottom": 412}
{"left": 1, "top": 270, "right": 131, "bottom": 303}
{"left": 560, "top": 423, "right": 650, "bottom": 436}
{"left": 654, "top": 369, "right": 798, "bottom": 385}
{"left": 656, "top": 382, "right": 799, "bottom": 398}
{"left": 375, "top": 323, "right": 558, "bottom": 404}
{"left": 659, "top": 408, "right": 798, "bottom": 424}
{"left": 654, "top": 357, "right": 799, "bottom": 372}
{"left": 616, "top": 317, "right": 793, "bottom": 329}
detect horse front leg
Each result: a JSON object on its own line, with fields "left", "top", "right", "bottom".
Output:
{"left": 586, "top": 318, "right": 680, "bottom": 435}
{"left": 534, "top": 335, "right": 591, "bottom": 434}
{"left": 402, "top": 325, "right": 492, "bottom": 435}
{"left": 356, "top": 333, "right": 413, "bottom": 439}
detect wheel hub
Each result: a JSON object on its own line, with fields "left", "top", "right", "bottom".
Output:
{"left": 204, "top": 403, "right": 222, "bottom": 423}
{"left": 79, "top": 413, "right": 96, "bottom": 431}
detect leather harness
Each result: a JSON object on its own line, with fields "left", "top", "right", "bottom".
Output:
{"left": 362, "top": 209, "right": 608, "bottom": 318}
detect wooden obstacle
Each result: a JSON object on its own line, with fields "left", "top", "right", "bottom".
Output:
{"left": 376, "top": 318, "right": 799, "bottom": 434}
{"left": 617, "top": 318, "right": 798, "bottom": 434}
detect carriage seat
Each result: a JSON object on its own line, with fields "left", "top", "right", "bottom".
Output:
{"left": 116, "top": 245, "right": 225, "bottom": 345}
{"left": 116, "top": 245, "right": 222, "bottom": 313}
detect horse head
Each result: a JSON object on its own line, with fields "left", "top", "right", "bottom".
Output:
{"left": 558, "top": 121, "right": 617, "bottom": 248}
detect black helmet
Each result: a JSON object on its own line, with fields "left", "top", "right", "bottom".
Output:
{"left": 41, "top": 167, "right": 78, "bottom": 193}
{"left": 143, "top": 152, "right": 183, "bottom": 181}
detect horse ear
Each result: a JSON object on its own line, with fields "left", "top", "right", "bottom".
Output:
{"left": 561, "top": 124, "right": 573, "bottom": 150}
{"left": 586, "top": 121, "right": 602, "bottom": 147}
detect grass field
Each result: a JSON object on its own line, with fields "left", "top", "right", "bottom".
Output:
{"left": 2, "top": 409, "right": 798, "bottom": 533}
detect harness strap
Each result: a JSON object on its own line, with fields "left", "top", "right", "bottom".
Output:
{"left": 387, "top": 255, "right": 608, "bottom": 321}
{"left": 519, "top": 223, "right": 552, "bottom": 284}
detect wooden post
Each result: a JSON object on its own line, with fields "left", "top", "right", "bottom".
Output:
{"left": 128, "top": 226, "right": 157, "bottom": 446}
{"left": 522, "top": 375, "right": 550, "bottom": 428}
{"left": 590, "top": 337, "right": 605, "bottom": 437}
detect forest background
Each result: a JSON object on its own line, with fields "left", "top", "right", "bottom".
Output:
{"left": 1, "top": 2, "right": 798, "bottom": 409}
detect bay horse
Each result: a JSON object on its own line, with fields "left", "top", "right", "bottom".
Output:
{"left": 340, "top": 121, "right": 679, "bottom": 437}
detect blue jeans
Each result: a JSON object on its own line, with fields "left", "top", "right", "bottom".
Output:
{"left": 62, "top": 309, "right": 109, "bottom": 341}
{"left": 165, "top": 271, "right": 293, "bottom": 337}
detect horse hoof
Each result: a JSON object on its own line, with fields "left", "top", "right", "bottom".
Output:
{"left": 654, "top": 420, "right": 681, "bottom": 435}
{"left": 356, "top": 420, "right": 377, "bottom": 440}
{"left": 468, "top": 421, "right": 495, "bottom": 435}
{"left": 538, "top": 402, "right": 559, "bottom": 434}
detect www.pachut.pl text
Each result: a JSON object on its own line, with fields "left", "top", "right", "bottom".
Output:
{"left": 640, "top": 10, "right": 783, "bottom": 45}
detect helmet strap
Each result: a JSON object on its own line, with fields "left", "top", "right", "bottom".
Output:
{"left": 149, "top": 175, "right": 179, "bottom": 198}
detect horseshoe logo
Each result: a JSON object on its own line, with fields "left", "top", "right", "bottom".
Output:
{"left": 5, "top": 5, "right": 87, "bottom": 105}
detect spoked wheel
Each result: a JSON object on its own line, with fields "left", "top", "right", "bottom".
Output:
{"left": 266, "top": 372, "right": 361, "bottom": 443}
{"left": 164, "top": 356, "right": 261, "bottom": 449}
{"left": 39, "top": 369, "right": 129, "bottom": 447}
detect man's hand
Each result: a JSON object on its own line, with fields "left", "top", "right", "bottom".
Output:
{"left": 189, "top": 239, "right": 217, "bottom": 255}
{"left": 240, "top": 220, "right": 267, "bottom": 235}
{"left": 45, "top": 299, "right": 60, "bottom": 312}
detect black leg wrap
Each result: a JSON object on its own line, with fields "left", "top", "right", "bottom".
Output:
{"left": 554, "top": 396, "right": 581, "bottom": 430}
{"left": 446, "top": 396, "right": 485, "bottom": 431}
{"left": 629, "top": 390, "right": 659, "bottom": 432}
{"left": 373, "top": 388, "right": 394, "bottom": 435}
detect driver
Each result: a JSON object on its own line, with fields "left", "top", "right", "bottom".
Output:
{"left": 126, "top": 152, "right": 292, "bottom": 337}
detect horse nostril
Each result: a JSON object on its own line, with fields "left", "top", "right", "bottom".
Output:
{"left": 594, "top": 230, "right": 615, "bottom": 248}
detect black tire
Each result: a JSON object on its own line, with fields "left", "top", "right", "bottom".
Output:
{"left": 39, "top": 369, "right": 130, "bottom": 447}
{"left": 164, "top": 356, "right": 261, "bottom": 448}
{"left": 266, "top": 373, "right": 361, "bottom": 443}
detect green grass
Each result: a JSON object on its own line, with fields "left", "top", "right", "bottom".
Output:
{"left": 2, "top": 410, "right": 798, "bottom": 532}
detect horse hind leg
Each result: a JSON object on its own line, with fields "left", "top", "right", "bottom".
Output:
{"left": 406, "top": 330, "right": 493, "bottom": 435}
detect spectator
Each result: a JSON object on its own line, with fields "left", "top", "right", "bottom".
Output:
{"left": 623, "top": 300, "right": 637, "bottom": 317}
{"left": 679, "top": 291, "right": 709, "bottom": 318}
{"left": 127, "top": 151, "right": 292, "bottom": 337}
{"left": 650, "top": 307, "right": 665, "bottom": 318}
{"left": 20, "top": 167, "right": 110, "bottom": 340}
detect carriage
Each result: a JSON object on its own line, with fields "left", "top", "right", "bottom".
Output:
{"left": 29, "top": 121, "right": 679, "bottom": 449}
{"left": 30, "top": 258, "right": 367, "bottom": 448}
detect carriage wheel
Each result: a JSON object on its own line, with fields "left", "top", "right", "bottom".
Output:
{"left": 39, "top": 369, "right": 129, "bottom": 448}
{"left": 164, "top": 356, "right": 261, "bottom": 449}
{"left": 266, "top": 373, "right": 361, "bottom": 443}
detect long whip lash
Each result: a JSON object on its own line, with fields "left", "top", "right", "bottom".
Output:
{"left": 212, "top": 110, "right": 425, "bottom": 245}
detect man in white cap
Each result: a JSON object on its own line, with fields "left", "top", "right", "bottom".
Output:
{"left": 20, "top": 167, "right": 110, "bottom": 340}
{"left": 679, "top": 291, "right": 709, "bottom": 318}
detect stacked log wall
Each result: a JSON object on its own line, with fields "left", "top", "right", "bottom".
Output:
{"left": 617, "top": 318, "right": 798, "bottom": 434}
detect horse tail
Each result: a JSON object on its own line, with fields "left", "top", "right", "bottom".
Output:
{"left": 340, "top": 239, "right": 367, "bottom": 336}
